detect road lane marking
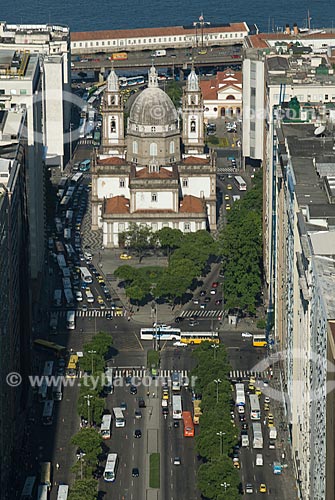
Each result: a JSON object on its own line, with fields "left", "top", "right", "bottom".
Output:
{"left": 133, "top": 332, "right": 144, "bottom": 350}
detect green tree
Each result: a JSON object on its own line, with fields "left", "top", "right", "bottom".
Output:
{"left": 122, "top": 222, "right": 156, "bottom": 262}
{"left": 156, "top": 227, "right": 183, "bottom": 257}
{"left": 68, "top": 478, "right": 98, "bottom": 500}
{"left": 71, "top": 428, "right": 102, "bottom": 468}
{"left": 77, "top": 391, "right": 105, "bottom": 424}
{"left": 165, "top": 79, "right": 182, "bottom": 107}
{"left": 197, "top": 457, "right": 240, "bottom": 500}
{"left": 114, "top": 264, "right": 138, "bottom": 282}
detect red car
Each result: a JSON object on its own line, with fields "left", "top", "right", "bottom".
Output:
{"left": 212, "top": 282, "right": 219, "bottom": 288}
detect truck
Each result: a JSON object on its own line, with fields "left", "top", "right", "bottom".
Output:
{"left": 269, "top": 427, "right": 277, "bottom": 440}
{"left": 252, "top": 422, "right": 263, "bottom": 449}
{"left": 154, "top": 49, "right": 166, "bottom": 57}
{"left": 192, "top": 399, "right": 202, "bottom": 425}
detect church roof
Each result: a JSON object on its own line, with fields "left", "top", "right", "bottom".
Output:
{"left": 97, "top": 156, "right": 126, "bottom": 165}
{"left": 179, "top": 195, "right": 205, "bottom": 213}
{"left": 104, "top": 196, "right": 130, "bottom": 214}
{"left": 182, "top": 156, "right": 210, "bottom": 165}
{"left": 129, "top": 86, "right": 177, "bottom": 126}
{"left": 135, "top": 166, "right": 176, "bottom": 179}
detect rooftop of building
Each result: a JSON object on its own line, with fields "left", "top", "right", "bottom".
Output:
{"left": 200, "top": 69, "right": 242, "bottom": 100}
{"left": 246, "top": 30, "right": 335, "bottom": 50}
{"left": 0, "top": 50, "right": 39, "bottom": 81}
{"left": 313, "top": 253, "right": 335, "bottom": 319}
{"left": 71, "top": 22, "right": 249, "bottom": 42}
{"left": 0, "top": 22, "right": 69, "bottom": 43}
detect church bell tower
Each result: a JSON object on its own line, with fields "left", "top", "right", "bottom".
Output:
{"left": 182, "top": 66, "right": 204, "bottom": 154}
{"left": 102, "top": 69, "right": 125, "bottom": 155}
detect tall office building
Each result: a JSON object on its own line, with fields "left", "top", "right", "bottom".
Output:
{"left": 0, "top": 108, "right": 31, "bottom": 498}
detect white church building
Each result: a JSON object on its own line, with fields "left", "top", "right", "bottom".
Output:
{"left": 91, "top": 65, "right": 217, "bottom": 248}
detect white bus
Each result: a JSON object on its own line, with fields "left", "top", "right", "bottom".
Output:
{"left": 20, "top": 476, "right": 36, "bottom": 500}
{"left": 64, "top": 243, "right": 75, "bottom": 259}
{"left": 57, "top": 485, "right": 69, "bottom": 500}
{"left": 113, "top": 407, "right": 125, "bottom": 428}
{"left": 80, "top": 267, "right": 93, "bottom": 284}
{"left": 172, "top": 395, "right": 183, "bottom": 419}
{"left": 42, "top": 400, "right": 54, "bottom": 426}
{"left": 172, "top": 372, "right": 181, "bottom": 391}
{"left": 53, "top": 289, "right": 62, "bottom": 307}
{"left": 252, "top": 422, "right": 263, "bottom": 449}
{"left": 140, "top": 327, "right": 181, "bottom": 341}
{"left": 101, "top": 414, "right": 112, "bottom": 439}
{"left": 234, "top": 175, "right": 247, "bottom": 191}
{"left": 71, "top": 172, "right": 83, "bottom": 184}
{"left": 103, "top": 453, "right": 118, "bottom": 482}
{"left": 52, "top": 379, "right": 63, "bottom": 401}
{"left": 61, "top": 267, "right": 71, "bottom": 279}
{"left": 65, "top": 209, "right": 73, "bottom": 224}
{"left": 57, "top": 254, "right": 67, "bottom": 269}
{"left": 66, "top": 310, "right": 75, "bottom": 330}
{"left": 235, "top": 383, "right": 245, "bottom": 413}
{"left": 249, "top": 394, "right": 261, "bottom": 420}
{"left": 37, "top": 485, "right": 48, "bottom": 500}
{"left": 64, "top": 228, "right": 71, "bottom": 240}
{"left": 64, "top": 288, "right": 74, "bottom": 306}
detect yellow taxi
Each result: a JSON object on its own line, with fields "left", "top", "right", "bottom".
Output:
{"left": 259, "top": 484, "right": 267, "bottom": 493}
{"left": 248, "top": 384, "right": 255, "bottom": 393}
{"left": 97, "top": 275, "right": 104, "bottom": 283}
{"left": 249, "top": 377, "right": 256, "bottom": 385}
{"left": 267, "top": 413, "right": 274, "bottom": 427}
{"left": 224, "top": 194, "right": 230, "bottom": 201}
{"left": 227, "top": 183, "right": 233, "bottom": 190}
{"left": 225, "top": 204, "right": 231, "bottom": 211}
{"left": 233, "top": 458, "right": 240, "bottom": 469}
{"left": 162, "top": 390, "right": 169, "bottom": 400}
{"left": 264, "top": 403, "right": 270, "bottom": 412}
{"left": 120, "top": 253, "right": 132, "bottom": 260}
{"left": 255, "top": 388, "right": 262, "bottom": 396}
{"left": 97, "top": 295, "right": 104, "bottom": 305}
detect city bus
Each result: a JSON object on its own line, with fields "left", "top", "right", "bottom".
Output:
{"left": 56, "top": 485, "right": 69, "bottom": 500}
{"left": 20, "top": 476, "right": 36, "bottom": 500}
{"left": 79, "top": 159, "right": 91, "bottom": 172}
{"left": 66, "top": 354, "right": 78, "bottom": 378}
{"left": 61, "top": 267, "right": 71, "bottom": 279}
{"left": 37, "top": 485, "right": 48, "bottom": 500}
{"left": 64, "top": 243, "right": 75, "bottom": 259}
{"left": 80, "top": 266, "right": 93, "bottom": 284}
{"left": 57, "top": 254, "right": 67, "bottom": 269}
{"left": 43, "top": 361, "right": 54, "bottom": 377}
{"left": 180, "top": 332, "right": 220, "bottom": 344}
{"left": 234, "top": 175, "right": 247, "bottom": 191}
{"left": 39, "top": 462, "right": 51, "bottom": 490}
{"left": 64, "top": 228, "right": 71, "bottom": 240}
{"left": 172, "top": 395, "right": 183, "bottom": 419}
{"left": 33, "top": 339, "right": 67, "bottom": 357}
{"left": 140, "top": 327, "right": 181, "bottom": 341}
{"left": 113, "top": 407, "right": 125, "bottom": 428}
{"left": 70, "top": 172, "right": 83, "bottom": 185}
{"left": 127, "top": 75, "right": 145, "bottom": 86}
{"left": 64, "top": 288, "right": 74, "bottom": 307}
{"left": 62, "top": 277, "right": 72, "bottom": 290}
{"left": 42, "top": 400, "right": 54, "bottom": 426}
{"left": 249, "top": 394, "right": 261, "bottom": 420}
{"left": 65, "top": 209, "right": 73, "bottom": 224}
{"left": 52, "top": 379, "right": 63, "bottom": 401}
{"left": 66, "top": 310, "right": 75, "bottom": 330}
{"left": 182, "top": 411, "right": 195, "bottom": 437}
{"left": 103, "top": 453, "right": 119, "bottom": 482}
{"left": 38, "top": 379, "right": 48, "bottom": 403}
{"left": 101, "top": 414, "right": 112, "bottom": 439}
{"left": 53, "top": 289, "right": 62, "bottom": 307}
{"left": 252, "top": 334, "right": 267, "bottom": 347}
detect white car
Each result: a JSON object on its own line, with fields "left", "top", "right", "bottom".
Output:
{"left": 173, "top": 457, "right": 181, "bottom": 465}
{"left": 84, "top": 251, "right": 92, "bottom": 261}
{"left": 173, "top": 341, "right": 187, "bottom": 347}
{"left": 241, "top": 332, "right": 253, "bottom": 338}
{"left": 75, "top": 291, "right": 83, "bottom": 302}
{"left": 210, "top": 289, "right": 217, "bottom": 295}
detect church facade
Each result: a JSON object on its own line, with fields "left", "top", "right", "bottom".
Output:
{"left": 91, "top": 65, "right": 217, "bottom": 248}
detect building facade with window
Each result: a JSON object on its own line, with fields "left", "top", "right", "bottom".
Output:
{"left": 92, "top": 66, "right": 216, "bottom": 247}
{"left": 200, "top": 69, "right": 242, "bottom": 121}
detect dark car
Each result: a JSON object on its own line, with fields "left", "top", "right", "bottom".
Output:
{"left": 200, "top": 290, "right": 206, "bottom": 296}
{"left": 134, "top": 429, "right": 142, "bottom": 438}
{"left": 241, "top": 423, "right": 248, "bottom": 431}
{"left": 238, "top": 413, "right": 246, "bottom": 422}
{"left": 92, "top": 466, "right": 104, "bottom": 479}
{"left": 173, "top": 421, "right": 179, "bottom": 428}
{"left": 106, "top": 312, "right": 112, "bottom": 320}
{"left": 174, "top": 316, "right": 184, "bottom": 323}
{"left": 162, "top": 407, "right": 169, "bottom": 415}
{"left": 132, "top": 467, "right": 139, "bottom": 477}
{"left": 204, "top": 297, "right": 211, "bottom": 303}
{"left": 138, "top": 398, "right": 146, "bottom": 408}
{"left": 215, "top": 299, "right": 223, "bottom": 305}
{"left": 130, "top": 385, "right": 137, "bottom": 395}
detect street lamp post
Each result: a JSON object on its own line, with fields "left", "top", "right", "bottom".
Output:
{"left": 221, "top": 482, "right": 230, "bottom": 492}
{"left": 216, "top": 431, "right": 226, "bottom": 455}
{"left": 69, "top": 122, "right": 74, "bottom": 160}
{"left": 214, "top": 378, "right": 221, "bottom": 403}
{"left": 211, "top": 344, "right": 219, "bottom": 359}
{"left": 84, "top": 394, "right": 93, "bottom": 426}
{"left": 88, "top": 350, "right": 97, "bottom": 375}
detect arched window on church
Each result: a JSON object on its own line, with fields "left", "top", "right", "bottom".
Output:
{"left": 190, "top": 95, "right": 196, "bottom": 105}
{"left": 190, "top": 120, "right": 196, "bottom": 133}
{"left": 169, "top": 141, "right": 175, "bottom": 154}
{"left": 133, "top": 141, "right": 138, "bottom": 154}
{"left": 149, "top": 142, "right": 157, "bottom": 156}
{"left": 110, "top": 95, "right": 116, "bottom": 105}
{"left": 110, "top": 119, "right": 116, "bottom": 133}
{"left": 226, "top": 95, "right": 236, "bottom": 100}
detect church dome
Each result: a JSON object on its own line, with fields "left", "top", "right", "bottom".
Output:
{"left": 129, "top": 86, "right": 178, "bottom": 126}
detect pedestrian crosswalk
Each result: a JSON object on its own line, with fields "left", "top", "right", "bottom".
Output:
{"left": 179, "top": 309, "right": 222, "bottom": 318}
{"left": 228, "top": 370, "right": 267, "bottom": 381}
{"left": 53, "top": 308, "right": 126, "bottom": 318}
{"left": 112, "top": 368, "right": 189, "bottom": 380}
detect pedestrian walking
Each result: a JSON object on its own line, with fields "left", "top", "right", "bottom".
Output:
{"left": 56, "top": 463, "right": 60, "bottom": 470}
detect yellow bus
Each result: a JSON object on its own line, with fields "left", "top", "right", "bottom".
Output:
{"left": 252, "top": 334, "right": 267, "bottom": 347}
{"left": 33, "top": 339, "right": 67, "bottom": 357}
{"left": 39, "top": 462, "right": 51, "bottom": 490}
{"left": 180, "top": 332, "right": 220, "bottom": 345}
{"left": 65, "top": 354, "right": 79, "bottom": 378}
